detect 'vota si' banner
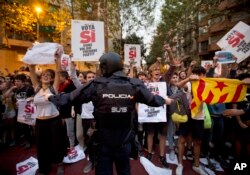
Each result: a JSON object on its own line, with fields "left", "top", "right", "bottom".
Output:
{"left": 124, "top": 44, "right": 141, "bottom": 67}
{"left": 217, "top": 21, "right": 250, "bottom": 63}
{"left": 71, "top": 20, "right": 105, "bottom": 61}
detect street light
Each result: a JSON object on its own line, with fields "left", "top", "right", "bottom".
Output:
{"left": 35, "top": 6, "right": 42, "bottom": 41}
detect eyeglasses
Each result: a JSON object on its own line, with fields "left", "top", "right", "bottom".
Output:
{"left": 41, "top": 73, "right": 52, "bottom": 77}
{"left": 87, "top": 76, "right": 95, "bottom": 79}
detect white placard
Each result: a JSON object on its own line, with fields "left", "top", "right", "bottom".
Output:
{"left": 138, "top": 82, "right": 167, "bottom": 123}
{"left": 124, "top": 44, "right": 141, "bottom": 67}
{"left": 63, "top": 145, "right": 85, "bottom": 163}
{"left": 17, "top": 100, "right": 36, "bottom": 126}
{"left": 140, "top": 157, "right": 172, "bottom": 175}
{"left": 71, "top": 20, "right": 105, "bottom": 61}
{"left": 22, "top": 43, "right": 59, "bottom": 65}
{"left": 61, "top": 54, "right": 71, "bottom": 73}
{"left": 16, "top": 157, "right": 38, "bottom": 175}
{"left": 217, "top": 21, "right": 250, "bottom": 63}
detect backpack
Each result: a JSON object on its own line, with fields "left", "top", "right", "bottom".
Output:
{"left": 169, "top": 91, "right": 190, "bottom": 123}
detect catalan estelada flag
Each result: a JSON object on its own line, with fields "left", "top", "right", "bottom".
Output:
{"left": 191, "top": 78, "right": 247, "bottom": 118}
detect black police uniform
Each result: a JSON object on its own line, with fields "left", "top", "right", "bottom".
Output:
{"left": 49, "top": 52, "right": 166, "bottom": 175}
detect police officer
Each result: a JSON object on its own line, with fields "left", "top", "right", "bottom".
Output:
{"left": 47, "top": 52, "right": 172, "bottom": 175}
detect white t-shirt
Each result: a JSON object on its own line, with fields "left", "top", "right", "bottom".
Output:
{"left": 34, "top": 88, "right": 59, "bottom": 118}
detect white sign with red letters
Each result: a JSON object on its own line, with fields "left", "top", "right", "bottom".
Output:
{"left": 217, "top": 21, "right": 250, "bottom": 63}
{"left": 17, "top": 100, "right": 36, "bottom": 126}
{"left": 16, "top": 157, "right": 38, "bottom": 175}
{"left": 71, "top": 20, "right": 105, "bottom": 61}
{"left": 61, "top": 54, "right": 71, "bottom": 72}
{"left": 124, "top": 44, "right": 141, "bottom": 67}
{"left": 138, "top": 82, "right": 167, "bottom": 123}
{"left": 63, "top": 145, "right": 85, "bottom": 163}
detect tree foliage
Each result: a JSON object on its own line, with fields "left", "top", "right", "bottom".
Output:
{"left": 0, "top": 0, "right": 37, "bottom": 36}
{"left": 0, "top": 0, "right": 72, "bottom": 43}
{"left": 147, "top": 0, "right": 224, "bottom": 64}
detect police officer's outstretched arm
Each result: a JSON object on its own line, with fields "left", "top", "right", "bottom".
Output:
{"left": 46, "top": 82, "right": 93, "bottom": 107}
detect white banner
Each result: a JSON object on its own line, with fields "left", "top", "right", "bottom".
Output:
{"left": 63, "top": 145, "right": 85, "bottom": 163}
{"left": 138, "top": 82, "right": 167, "bottom": 123}
{"left": 124, "top": 44, "right": 141, "bottom": 67}
{"left": 17, "top": 100, "right": 36, "bottom": 126}
{"left": 71, "top": 20, "right": 105, "bottom": 61}
{"left": 217, "top": 21, "right": 250, "bottom": 63}
{"left": 22, "top": 43, "right": 60, "bottom": 65}
{"left": 16, "top": 157, "right": 38, "bottom": 175}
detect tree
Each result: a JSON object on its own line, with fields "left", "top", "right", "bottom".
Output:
{"left": 0, "top": 0, "right": 72, "bottom": 46}
{"left": 0, "top": 0, "right": 37, "bottom": 40}
{"left": 148, "top": 0, "right": 224, "bottom": 65}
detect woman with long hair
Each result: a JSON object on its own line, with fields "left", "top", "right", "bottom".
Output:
{"left": 29, "top": 46, "right": 66, "bottom": 175}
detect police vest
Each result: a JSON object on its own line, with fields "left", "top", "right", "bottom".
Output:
{"left": 92, "top": 76, "right": 138, "bottom": 147}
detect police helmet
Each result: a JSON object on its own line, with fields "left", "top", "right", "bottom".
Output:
{"left": 99, "top": 52, "right": 123, "bottom": 77}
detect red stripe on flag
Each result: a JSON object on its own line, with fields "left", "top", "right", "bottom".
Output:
{"left": 204, "top": 90, "right": 214, "bottom": 104}
{"left": 197, "top": 79, "right": 205, "bottom": 101}
{"left": 232, "top": 84, "right": 243, "bottom": 102}
{"left": 191, "top": 101, "right": 197, "bottom": 110}
{"left": 218, "top": 93, "right": 228, "bottom": 103}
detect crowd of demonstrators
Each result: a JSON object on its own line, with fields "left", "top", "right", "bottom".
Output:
{"left": 0, "top": 43, "right": 250, "bottom": 175}
{"left": 126, "top": 45, "right": 250, "bottom": 175}
{"left": 0, "top": 72, "right": 35, "bottom": 149}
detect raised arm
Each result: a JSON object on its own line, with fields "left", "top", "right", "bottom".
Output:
{"left": 70, "top": 62, "right": 82, "bottom": 88}
{"left": 127, "top": 63, "right": 135, "bottom": 78}
{"left": 162, "top": 44, "right": 182, "bottom": 83}
{"left": 187, "top": 60, "right": 197, "bottom": 77}
{"left": 53, "top": 46, "right": 63, "bottom": 93}
{"left": 177, "top": 74, "right": 199, "bottom": 88}
{"left": 28, "top": 65, "right": 39, "bottom": 90}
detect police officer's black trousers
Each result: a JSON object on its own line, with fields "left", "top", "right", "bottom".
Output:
{"left": 96, "top": 143, "right": 131, "bottom": 175}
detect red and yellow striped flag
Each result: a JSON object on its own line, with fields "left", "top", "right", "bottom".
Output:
{"left": 191, "top": 78, "right": 247, "bottom": 118}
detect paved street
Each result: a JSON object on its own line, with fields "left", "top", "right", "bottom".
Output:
{"left": 0, "top": 143, "right": 228, "bottom": 175}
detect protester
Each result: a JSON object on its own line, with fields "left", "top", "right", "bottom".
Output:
{"left": 58, "top": 70, "right": 76, "bottom": 149}
{"left": 3, "top": 73, "right": 35, "bottom": 148}
{"left": 1, "top": 78, "right": 16, "bottom": 147}
{"left": 28, "top": 46, "right": 66, "bottom": 175}
{"left": 47, "top": 52, "right": 173, "bottom": 175}
{"left": 223, "top": 73, "right": 250, "bottom": 162}
{"left": 175, "top": 66, "right": 207, "bottom": 175}
{"left": 144, "top": 44, "right": 181, "bottom": 168}
{"left": 70, "top": 63, "right": 96, "bottom": 173}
